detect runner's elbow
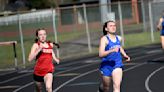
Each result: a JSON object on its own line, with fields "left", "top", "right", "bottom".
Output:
{"left": 99, "top": 53, "right": 104, "bottom": 58}
{"left": 28, "top": 57, "right": 33, "bottom": 62}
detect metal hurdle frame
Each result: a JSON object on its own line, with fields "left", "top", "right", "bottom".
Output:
{"left": 0, "top": 41, "right": 18, "bottom": 70}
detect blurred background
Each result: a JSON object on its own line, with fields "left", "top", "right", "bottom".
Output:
{"left": 0, "top": 0, "right": 163, "bottom": 70}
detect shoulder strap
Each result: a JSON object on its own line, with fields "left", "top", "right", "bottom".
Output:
{"left": 47, "top": 42, "right": 52, "bottom": 48}
{"left": 106, "top": 35, "right": 110, "bottom": 41}
{"left": 116, "top": 35, "right": 119, "bottom": 41}
{"left": 37, "top": 42, "right": 40, "bottom": 45}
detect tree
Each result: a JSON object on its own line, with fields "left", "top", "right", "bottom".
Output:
{"left": 28, "top": 0, "right": 56, "bottom": 9}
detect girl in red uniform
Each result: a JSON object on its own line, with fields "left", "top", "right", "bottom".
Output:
{"left": 28, "top": 28, "right": 60, "bottom": 92}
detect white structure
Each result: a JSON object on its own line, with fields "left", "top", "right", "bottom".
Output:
{"left": 0, "top": 9, "right": 53, "bottom": 25}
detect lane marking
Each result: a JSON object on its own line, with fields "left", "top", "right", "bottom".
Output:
{"left": 57, "top": 61, "right": 83, "bottom": 68}
{"left": 0, "top": 73, "right": 31, "bottom": 84}
{"left": 13, "top": 63, "right": 98, "bottom": 92}
{"left": 146, "top": 49, "right": 163, "bottom": 54}
{"left": 18, "top": 70, "right": 33, "bottom": 73}
{"left": 0, "top": 68, "right": 15, "bottom": 72}
{"left": 143, "top": 45, "right": 161, "bottom": 48}
{"left": 2, "top": 47, "right": 161, "bottom": 84}
{"left": 67, "top": 82, "right": 99, "bottom": 86}
{"left": 56, "top": 73, "right": 80, "bottom": 77}
{"left": 131, "top": 53, "right": 157, "bottom": 61}
{"left": 57, "top": 57, "right": 99, "bottom": 68}
{"left": 53, "top": 69, "right": 98, "bottom": 92}
{"left": 153, "top": 56, "right": 164, "bottom": 61}
{"left": 54, "top": 63, "right": 99, "bottom": 76}
{"left": 0, "top": 85, "right": 20, "bottom": 89}
{"left": 84, "top": 60, "right": 100, "bottom": 63}
{"left": 123, "top": 62, "right": 147, "bottom": 72}
{"left": 126, "top": 48, "right": 145, "bottom": 53}
{"left": 13, "top": 50, "right": 163, "bottom": 92}
{"left": 1, "top": 60, "right": 98, "bottom": 85}
{"left": 13, "top": 82, "right": 34, "bottom": 92}
{"left": 0, "top": 71, "right": 16, "bottom": 76}
{"left": 124, "top": 62, "right": 140, "bottom": 66}
{"left": 145, "top": 66, "right": 164, "bottom": 92}
{"left": 53, "top": 62, "right": 146, "bottom": 92}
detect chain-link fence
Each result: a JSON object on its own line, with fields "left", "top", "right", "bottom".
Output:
{"left": 0, "top": 1, "right": 162, "bottom": 70}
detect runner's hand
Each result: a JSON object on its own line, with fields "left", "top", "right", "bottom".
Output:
{"left": 124, "top": 55, "right": 130, "bottom": 62}
{"left": 112, "top": 47, "right": 119, "bottom": 52}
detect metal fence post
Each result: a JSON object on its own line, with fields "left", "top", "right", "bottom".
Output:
{"left": 118, "top": 1, "right": 125, "bottom": 46}
{"left": 83, "top": 4, "right": 92, "bottom": 53}
{"left": 52, "top": 9, "right": 60, "bottom": 58}
{"left": 141, "top": 0, "right": 147, "bottom": 31}
{"left": 17, "top": 13, "right": 26, "bottom": 68}
{"left": 148, "top": 1, "right": 154, "bottom": 42}
{"left": 100, "top": 0, "right": 108, "bottom": 23}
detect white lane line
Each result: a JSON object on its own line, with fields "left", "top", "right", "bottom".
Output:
{"left": 143, "top": 45, "right": 161, "bottom": 48}
{"left": 124, "top": 62, "right": 140, "bottom": 66}
{"left": 0, "top": 85, "right": 20, "bottom": 89}
{"left": 146, "top": 49, "right": 163, "bottom": 54}
{"left": 1, "top": 47, "right": 160, "bottom": 84}
{"left": 55, "top": 63, "right": 98, "bottom": 75}
{"left": 124, "top": 62, "right": 147, "bottom": 72}
{"left": 126, "top": 48, "right": 145, "bottom": 53}
{"left": 57, "top": 58, "right": 99, "bottom": 68}
{"left": 129, "top": 52, "right": 163, "bottom": 62}
{"left": 13, "top": 82, "right": 34, "bottom": 92}
{"left": 84, "top": 60, "right": 100, "bottom": 63}
{"left": 56, "top": 73, "right": 80, "bottom": 77}
{"left": 13, "top": 63, "right": 98, "bottom": 92}
{"left": 65, "top": 63, "right": 145, "bottom": 87}
{"left": 0, "top": 68, "right": 15, "bottom": 72}
{"left": 53, "top": 69, "right": 99, "bottom": 92}
{"left": 0, "top": 60, "right": 98, "bottom": 85}
{"left": 0, "top": 71, "right": 16, "bottom": 76}
{"left": 53, "top": 62, "right": 146, "bottom": 92}
{"left": 153, "top": 56, "right": 164, "bottom": 61}
{"left": 57, "top": 61, "right": 83, "bottom": 68}
{"left": 67, "top": 82, "right": 100, "bottom": 86}
{"left": 145, "top": 66, "right": 164, "bottom": 92}
{"left": 0, "top": 73, "right": 31, "bottom": 84}
{"left": 12, "top": 51, "right": 161, "bottom": 92}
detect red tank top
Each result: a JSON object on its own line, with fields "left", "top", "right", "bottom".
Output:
{"left": 34, "top": 42, "right": 54, "bottom": 76}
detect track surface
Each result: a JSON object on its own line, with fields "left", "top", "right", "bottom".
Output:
{"left": 0, "top": 43, "right": 164, "bottom": 92}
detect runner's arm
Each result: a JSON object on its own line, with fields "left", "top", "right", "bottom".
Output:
{"left": 51, "top": 43, "right": 60, "bottom": 64}
{"left": 28, "top": 43, "right": 42, "bottom": 62}
{"left": 120, "top": 47, "right": 130, "bottom": 61}
{"left": 157, "top": 18, "right": 163, "bottom": 31}
{"left": 99, "top": 36, "right": 119, "bottom": 57}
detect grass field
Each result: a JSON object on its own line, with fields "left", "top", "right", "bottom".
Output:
{"left": 0, "top": 22, "right": 161, "bottom": 69}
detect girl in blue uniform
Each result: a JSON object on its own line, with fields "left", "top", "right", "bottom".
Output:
{"left": 99, "top": 21, "right": 130, "bottom": 92}
{"left": 157, "top": 11, "right": 164, "bottom": 49}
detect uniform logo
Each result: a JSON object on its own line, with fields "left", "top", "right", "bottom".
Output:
{"left": 109, "top": 45, "right": 121, "bottom": 50}
{"left": 42, "top": 49, "right": 52, "bottom": 53}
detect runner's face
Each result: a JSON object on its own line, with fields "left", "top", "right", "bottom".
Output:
{"left": 38, "top": 30, "right": 47, "bottom": 42}
{"left": 106, "top": 22, "right": 116, "bottom": 34}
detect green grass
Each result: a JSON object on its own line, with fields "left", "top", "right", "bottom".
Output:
{"left": 0, "top": 22, "right": 161, "bottom": 69}
{"left": 124, "top": 31, "right": 160, "bottom": 48}
{"left": 0, "top": 30, "right": 161, "bottom": 69}
{"left": 0, "top": 29, "right": 87, "bottom": 68}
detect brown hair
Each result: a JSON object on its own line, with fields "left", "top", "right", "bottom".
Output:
{"left": 103, "top": 20, "right": 115, "bottom": 35}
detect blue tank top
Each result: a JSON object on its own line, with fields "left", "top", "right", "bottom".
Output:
{"left": 160, "top": 17, "right": 164, "bottom": 35}
{"left": 102, "top": 35, "right": 122, "bottom": 63}
{"left": 162, "top": 17, "right": 164, "bottom": 30}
